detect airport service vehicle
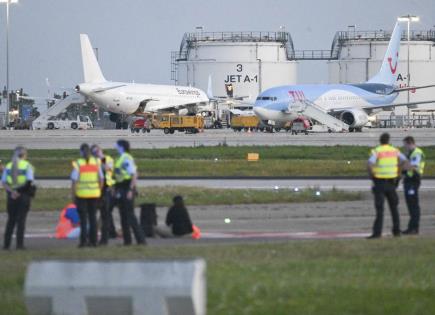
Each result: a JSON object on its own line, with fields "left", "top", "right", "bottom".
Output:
{"left": 76, "top": 35, "right": 209, "bottom": 122}
{"left": 130, "top": 117, "right": 152, "bottom": 134}
{"left": 254, "top": 22, "right": 435, "bottom": 132}
{"left": 231, "top": 115, "right": 260, "bottom": 132}
{"left": 155, "top": 115, "right": 204, "bottom": 134}
{"left": 33, "top": 115, "right": 93, "bottom": 130}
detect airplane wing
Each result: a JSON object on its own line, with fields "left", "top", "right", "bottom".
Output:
{"left": 327, "top": 100, "right": 435, "bottom": 114}
{"left": 144, "top": 102, "right": 209, "bottom": 114}
{"left": 393, "top": 84, "right": 435, "bottom": 93}
{"left": 361, "top": 100, "right": 435, "bottom": 112}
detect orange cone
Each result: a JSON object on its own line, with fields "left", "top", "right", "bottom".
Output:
{"left": 192, "top": 225, "right": 201, "bottom": 240}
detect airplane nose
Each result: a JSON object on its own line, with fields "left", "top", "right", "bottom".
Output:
{"left": 253, "top": 106, "right": 267, "bottom": 120}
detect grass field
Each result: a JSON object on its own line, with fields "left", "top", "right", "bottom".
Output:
{"left": 1, "top": 238, "right": 435, "bottom": 315}
{"left": 0, "top": 146, "right": 434, "bottom": 177}
{"left": 0, "top": 187, "right": 362, "bottom": 211}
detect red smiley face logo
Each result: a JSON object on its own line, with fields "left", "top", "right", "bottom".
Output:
{"left": 388, "top": 52, "right": 399, "bottom": 74}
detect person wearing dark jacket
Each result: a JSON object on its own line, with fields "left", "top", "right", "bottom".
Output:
{"left": 155, "top": 196, "right": 193, "bottom": 238}
{"left": 2, "top": 146, "right": 35, "bottom": 250}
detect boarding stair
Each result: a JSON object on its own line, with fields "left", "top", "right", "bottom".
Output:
{"left": 32, "top": 93, "right": 85, "bottom": 125}
{"left": 289, "top": 100, "right": 349, "bottom": 132}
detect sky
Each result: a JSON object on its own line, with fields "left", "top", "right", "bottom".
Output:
{"left": 0, "top": 0, "right": 434, "bottom": 96}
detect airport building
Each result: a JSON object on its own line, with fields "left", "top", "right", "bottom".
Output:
{"left": 171, "top": 31, "right": 298, "bottom": 102}
{"left": 328, "top": 28, "right": 435, "bottom": 116}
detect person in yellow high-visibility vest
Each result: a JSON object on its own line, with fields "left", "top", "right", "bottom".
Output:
{"left": 114, "top": 139, "right": 146, "bottom": 246}
{"left": 402, "top": 136, "right": 425, "bottom": 235}
{"left": 367, "top": 133, "right": 408, "bottom": 239}
{"left": 91, "top": 144, "right": 117, "bottom": 245}
{"left": 71, "top": 143, "right": 104, "bottom": 248}
{"left": 2, "top": 146, "right": 35, "bottom": 250}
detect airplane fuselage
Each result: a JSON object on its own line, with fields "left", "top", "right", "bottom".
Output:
{"left": 253, "top": 83, "right": 398, "bottom": 122}
{"left": 78, "top": 82, "right": 209, "bottom": 115}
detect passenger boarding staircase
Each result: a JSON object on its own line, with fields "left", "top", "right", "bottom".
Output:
{"left": 289, "top": 100, "right": 349, "bottom": 132}
{"left": 32, "top": 93, "right": 85, "bottom": 125}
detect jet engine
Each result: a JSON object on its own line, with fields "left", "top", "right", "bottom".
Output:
{"left": 339, "top": 108, "right": 369, "bottom": 131}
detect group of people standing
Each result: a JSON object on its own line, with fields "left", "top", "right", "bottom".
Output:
{"left": 0, "top": 133, "right": 427, "bottom": 250}
{"left": 367, "top": 133, "right": 425, "bottom": 238}
{"left": 71, "top": 139, "right": 146, "bottom": 247}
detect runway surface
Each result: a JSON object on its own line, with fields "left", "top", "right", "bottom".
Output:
{"left": 37, "top": 178, "right": 435, "bottom": 191}
{"left": 0, "top": 128, "right": 434, "bottom": 149}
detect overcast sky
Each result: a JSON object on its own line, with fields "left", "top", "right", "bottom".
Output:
{"left": 0, "top": 0, "right": 434, "bottom": 96}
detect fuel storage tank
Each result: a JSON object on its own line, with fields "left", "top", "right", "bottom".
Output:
{"left": 172, "top": 31, "right": 298, "bottom": 102}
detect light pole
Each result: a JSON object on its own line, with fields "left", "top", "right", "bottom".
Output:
{"left": 0, "top": 0, "right": 18, "bottom": 127}
{"left": 397, "top": 15, "right": 419, "bottom": 124}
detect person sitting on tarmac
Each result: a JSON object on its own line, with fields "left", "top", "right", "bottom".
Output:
{"left": 155, "top": 196, "right": 194, "bottom": 238}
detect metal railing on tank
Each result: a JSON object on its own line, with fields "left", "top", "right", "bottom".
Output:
{"left": 176, "top": 31, "right": 295, "bottom": 61}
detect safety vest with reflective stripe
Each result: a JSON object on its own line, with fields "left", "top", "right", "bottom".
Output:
{"left": 102, "top": 155, "right": 115, "bottom": 187}
{"left": 372, "top": 145, "right": 400, "bottom": 179}
{"left": 114, "top": 153, "right": 134, "bottom": 183}
{"left": 5, "top": 160, "right": 33, "bottom": 189}
{"left": 407, "top": 147, "right": 425, "bottom": 177}
{"left": 73, "top": 157, "right": 101, "bottom": 199}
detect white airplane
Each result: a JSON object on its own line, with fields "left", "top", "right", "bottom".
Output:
{"left": 76, "top": 34, "right": 209, "bottom": 116}
{"left": 254, "top": 22, "right": 435, "bottom": 131}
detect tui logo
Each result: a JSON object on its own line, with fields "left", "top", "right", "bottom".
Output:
{"left": 388, "top": 52, "right": 399, "bottom": 74}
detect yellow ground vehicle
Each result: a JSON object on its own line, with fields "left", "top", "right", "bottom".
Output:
{"left": 231, "top": 115, "right": 260, "bottom": 131}
{"left": 156, "top": 114, "right": 204, "bottom": 134}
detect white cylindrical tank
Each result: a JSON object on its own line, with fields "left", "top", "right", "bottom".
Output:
{"left": 175, "top": 32, "right": 298, "bottom": 102}
{"left": 328, "top": 29, "right": 435, "bottom": 115}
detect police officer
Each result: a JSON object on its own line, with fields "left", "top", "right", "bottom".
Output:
{"left": 71, "top": 143, "right": 104, "bottom": 248}
{"left": 2, "top": 146, "right": 35, "bottom": 250}
{"left": 114, "top": 139, "right": 146, "bottom": 246}
{"left": 91, "top": 144, "right": 117, "bottom": 245}
{"left": 367, "top": 133, "right": 407, "bottom": 239}
{"left": 402, "top": 136, "right": 425, "bottom": 235}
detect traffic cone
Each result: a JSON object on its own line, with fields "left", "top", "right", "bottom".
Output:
{"left": 192, "top": 225, "right": 201, "bottom": 240}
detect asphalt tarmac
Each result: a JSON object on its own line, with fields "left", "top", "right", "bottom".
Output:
{"left": 36, "top": 178, "right": 435, "bottom": 191}
{"left": 1, "top": 191, "right": 434, "bottom": 250}
{"left": 0, "top": 127, "right": 434, "bottom": 149}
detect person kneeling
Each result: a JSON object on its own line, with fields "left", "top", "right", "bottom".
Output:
{"left": 155, "top": 196, "right": 193, "bottom": 238}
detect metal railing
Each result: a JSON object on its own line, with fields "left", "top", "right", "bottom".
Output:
{"left": 177, "top": 31, "right": 295, "bottom": 61}
{"left": 293, "top": 50, "right": 334, "bottom": 60}
{"left": 330, "top": 29, "right": 435, "bottom": 60}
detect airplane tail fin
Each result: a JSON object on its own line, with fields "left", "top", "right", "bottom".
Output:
{"left": 80, "top": 34, "right": 106, "bottom": 83}
{"left": 367, "top": 22, "right": 401, "bottom": 86}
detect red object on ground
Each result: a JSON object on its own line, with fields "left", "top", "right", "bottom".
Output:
{"left": 192, "top": 225, "right": 201, "bottom": 240}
